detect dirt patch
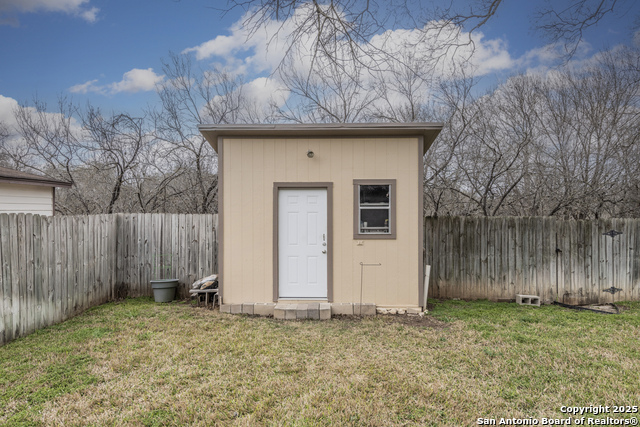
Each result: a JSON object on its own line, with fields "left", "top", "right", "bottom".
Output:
{"left": 379, "top": 314, "right": 450, "bottom": 328}
{"left": 332, "top": 313, "right": 449, "bottom": 329}
{"left": 584, "top": 304, "right": 616, "bottom": 313}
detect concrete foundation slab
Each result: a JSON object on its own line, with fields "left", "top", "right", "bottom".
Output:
{"left": 307, "top": 303, "right": 320, "bottom": 320}
{"left": 296, "top": 304, "right": 308, "bottom": 319}
{"left": 319, "top": 303, "right": 331, "bottom": 320}
{"left": 254, "top": 303, "right": 275, "bottom": 317}
{"left": 331, "top": 303, "right": 353, "bottom": 315}
{"left": 242, "top": 303, "right": 254, "bottom": 315}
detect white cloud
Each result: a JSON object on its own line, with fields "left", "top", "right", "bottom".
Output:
{"left": 0, "top": 94, "right": 86, "bottom": 153}
{"left": 79, "top": 6, "right": 98, "bottom": 23}
{"left": 181, "top": 5, "right": 518, "bottom": 121}
{"left": 108, "top": 68, "right": 165, "bottom": 94}
{"left": 184, "top": 7, "right": 514, "bottom": 81}
{"left": 243, "top": 77, "right": 289, "bottom": 108}
{"left": 182, "top": 6, "right": 310, "bottom": 75}
{"left": 0, "top": 94, "right": 19, "bottom": 128}
{"left": 0, "top": 0, "right": 99, "bottom": 24}
{"left": 69, "top": 68, "right": 165, "bottom": 95}
{"left": 183, "top": 33, "right": 250, "bottom": 61}
{"left": 69, "top": 79, "right": 104, "bottom": 94}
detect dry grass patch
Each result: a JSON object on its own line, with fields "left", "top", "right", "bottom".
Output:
{"left": 1, "top": 298, "right": 639, "bottom": 426}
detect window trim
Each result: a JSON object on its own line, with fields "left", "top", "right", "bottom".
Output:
{"left": 353, "top": 179, "right": 396, "bottom": 240}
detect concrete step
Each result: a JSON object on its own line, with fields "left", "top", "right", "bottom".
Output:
{"left": 274, "top": 303, "right": 331, "bottom": 320}
{"left": 221, "top": 302, "right": 379, "bottom": 319}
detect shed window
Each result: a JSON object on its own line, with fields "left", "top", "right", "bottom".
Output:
{"left": 353, "top": 179, "right": 396, "bottom": 239}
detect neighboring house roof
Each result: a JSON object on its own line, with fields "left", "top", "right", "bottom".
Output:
{"left": 198, "top": 122, "right": 444, "bottom": 155}
{"left": 0, "top": 166, "right": 73, "bottom": 188}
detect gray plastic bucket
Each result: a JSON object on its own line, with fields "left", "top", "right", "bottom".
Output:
{"left": 151, "top": 279, "right": 179, "bottom": 302}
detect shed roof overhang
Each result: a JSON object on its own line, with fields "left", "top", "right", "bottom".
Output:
{"left": 198, "top": 123, "right": 443, "bottom": 155}
{"left": 0, "top": 166, "right": 73, "bottom": 188}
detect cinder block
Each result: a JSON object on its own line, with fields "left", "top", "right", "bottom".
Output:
{"left": 284, "top": 305, "right": 297, "bottom": 320}
{"left": 319, "top": 303, "right": 331, "bottom": 320}
{"left": 220, "top": 304, "right": 231, "bottom": 313}
{"left": 274, "top": 304, "right": 287, "bottom": 320}
{"left": 516, "top": 294, "right": 541, "bottom": 307}
{"left": 353, "top": 303, "right": 376, "bottom": 316}
{"left": 242, "top": 303, "right": 255, "bottom": 315}
{"left": 253, "top": 303, "right": 275, "bottom": 317}
{"left": 307, "top": 303, "right": 320, "bottom": 320}
{"left": 407, "top": 307, "right": 422, "bottom": 315}
{"left": 296, "top": 304, "right": 309, "bottom": 319}
{"left": 231, "top": 304, "right": 243, "bottom": 314}
{"left": 331, "top": 303, "right": 353, "bottom": 315}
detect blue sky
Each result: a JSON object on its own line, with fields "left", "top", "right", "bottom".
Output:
{"left": 1, "top": 0, "right": 639, "bottom": 121}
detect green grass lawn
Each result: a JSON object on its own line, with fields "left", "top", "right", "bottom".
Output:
{"left": 1, "top": 298, "right": 639, "bottom": 426}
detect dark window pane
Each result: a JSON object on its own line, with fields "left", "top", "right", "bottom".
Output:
{"left": 360, "top": 185, "right": 389, "bottom": 205}
{"left": 360, "top": 208, "right": 390, "bottom": 233}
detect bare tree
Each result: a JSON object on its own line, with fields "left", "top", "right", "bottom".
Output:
{"left": 419, "top": 45, "right": 640, "bottom": 219}
{"left": 531, "top": 47, "right": 640, "bottom": 218}
{"left": 1, "top": 97, "right": 167, "bottom": 215}
{"left": 223, "top": 0, "right": 633, "bottom": 76}
{"left": 154, "top": 52, "right": 283, "bottom": 213}
{"left": 0, "top": 120, "right": 10, "bottom": 166}
{"left": 275, "top": 54, "right": 376, "bottom": 122}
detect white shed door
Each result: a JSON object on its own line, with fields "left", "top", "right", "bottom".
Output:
{"left": 278, "top": 188, "right": 328, "bottom": 298}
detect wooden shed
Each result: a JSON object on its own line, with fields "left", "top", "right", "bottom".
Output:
{"left": 199, "top": 123, "right": 442, "bottom": 318}
{"left": 0, "top": 166, "right": 72, "bottom": 216}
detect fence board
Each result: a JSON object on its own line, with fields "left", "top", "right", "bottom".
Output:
{"left": 1, "top": 214, "right": 12, "bottom": 343}
{"left": 0, "top": 218, "right": 6, "bottom": 343}
{"left": 426, "top": 216, "right": 640, "bottom": 304}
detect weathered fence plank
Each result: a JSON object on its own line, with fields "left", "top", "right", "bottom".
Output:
{"left": 0, "top": 213, "right": 218, "bottom": 346}
{"left": 1, "top": 214, "right": 12, "bottom": 343}
{"left": 427, "top": 216, "right": 640, "bottom": 305}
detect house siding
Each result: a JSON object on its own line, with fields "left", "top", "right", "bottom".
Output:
{"left": 0, "top": 183, "right": 54, "bottom": 216}
{"left": 222, "top": 137, "right": 421, "bottom": 307}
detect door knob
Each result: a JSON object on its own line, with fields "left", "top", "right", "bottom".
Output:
{"left": 322, "top": 250, "right": 327, "bottom": 254}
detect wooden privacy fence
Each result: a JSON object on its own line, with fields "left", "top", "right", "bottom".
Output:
{"left": 425, "top": 216, "right": 640, "bottom": 305}
{"left": 3, "top": 213, "right": 640, "bottom": 345}
{"left": 0, "top": 213, "right": 217, "bottom": 346}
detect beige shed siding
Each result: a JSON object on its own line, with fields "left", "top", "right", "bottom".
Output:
{"left": 223, "top": 137, "right": 420, "bottom": 307}
{"left": 0, "top": 183, "right": 53, "bottom": 215}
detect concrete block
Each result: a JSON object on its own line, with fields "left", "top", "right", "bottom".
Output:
{"left": 284, "top": 305, "right": 297, "bottom": 320}
{"left": 242, "top": 303, "right": 254, "bottom": 315}
{"left": 407, "top": 307, "right": 422, "bottom": 315}
{"left": 253, "top": 303, "right": 275, "bottom": 317}
{"left": 296, "top": 304, "right": 309, "bottom": 319}
{"left": 307, "top": 303, "right": 320, "bottom": 320}
{"left": 220, "top": 304, "right": 231, "bottom": 313}
{"left": 319, "top": 303, "right": 331, "bottom": 320}
{"left": 274, "top": 304, "right": 287, "bottom": 320}
{"left": 231, "top": 304, "right": 243, "bottom": 314}
{"left": 331, "top": 303, "right": 353, "bottom": 315}
{"left": 353, "top": 303, "right": 376, "bottom": 316}
{"left": 516, "top": 294, "right": 540, "bottom": 307}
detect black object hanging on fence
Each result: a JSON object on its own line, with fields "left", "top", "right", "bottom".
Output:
{"left": 602, "top": 229, "right": 624, "bottom": 304}
{"left": 603, "top": 230, "right": 622, "bottom": 238}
